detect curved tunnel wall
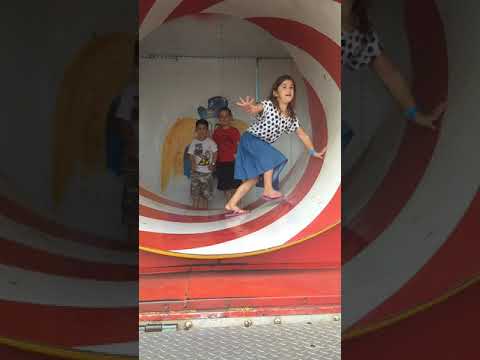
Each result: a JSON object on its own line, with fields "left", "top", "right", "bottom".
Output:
{"left": 342, "top": 0, "right": 480, "bottom": 338}
{"left": 139, "top": 0, "right": 341, "bottom": 259}
{"left": 139, "top": 15, "right": 312, "bottom": 208}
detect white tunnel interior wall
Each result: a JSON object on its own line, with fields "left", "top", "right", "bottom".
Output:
{"left": 139, "top": 56, "right": 309, "bottom": 208}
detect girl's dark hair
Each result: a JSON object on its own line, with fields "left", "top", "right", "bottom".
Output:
{"left": 352, "top": 0, "right": 372, "bottom": 33}
{"left": 218, "top": 107, "right": 232, "bottom": 117}
{"left": 268, "top": 74, "right": 296, "bottom": 119}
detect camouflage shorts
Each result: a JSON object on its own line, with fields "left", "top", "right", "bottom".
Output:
{"left": 191, "top": 171, "right": 214, "bottom": 200}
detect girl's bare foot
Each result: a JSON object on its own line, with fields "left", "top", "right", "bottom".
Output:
{"left": 262, "top": 190, "right": 283, "bottom": 199}
{"left": 225, "top": 204, "right": 243, "bottom": 212}
{"left": 225, "top": 204, "right": 249, "bottom": 217}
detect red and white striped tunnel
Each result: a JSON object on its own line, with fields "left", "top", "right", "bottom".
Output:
{"left": 0, "top": 193, "right": 137, "bottom": 359}
{"left": 139, "top": 0, "right": 342, "bottom": 259}
{"left": 141, "top": 0, "right": 480, "bottom": 354}
{"left": 340, "top": 0, "right": 480, "bottom": 356}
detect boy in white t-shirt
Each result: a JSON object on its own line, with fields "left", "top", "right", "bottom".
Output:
{"left": 187, "top": 119, "right": 218, "bottom": 209}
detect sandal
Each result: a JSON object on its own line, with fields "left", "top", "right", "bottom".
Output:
{"left": 261, "top": 194, "right": 284, "bottom": 201}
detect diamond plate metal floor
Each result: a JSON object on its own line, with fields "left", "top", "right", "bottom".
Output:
{"left": 140, "top": 319, "right": 340, "bottom": 360}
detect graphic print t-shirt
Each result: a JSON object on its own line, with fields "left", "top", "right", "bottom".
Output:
{"left": 187, "top": 138, "right": 218, "bottom": 174}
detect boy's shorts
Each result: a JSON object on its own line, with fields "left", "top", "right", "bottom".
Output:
{"left": 191, "top": 171, "right": 213, "bottom": 200}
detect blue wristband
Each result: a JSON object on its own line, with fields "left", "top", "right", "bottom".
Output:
{"left": 405, "top": 106, "right": 417, "bottom": 121}
{"left": 308, "top": 148, "right": 315, "bottom": 156}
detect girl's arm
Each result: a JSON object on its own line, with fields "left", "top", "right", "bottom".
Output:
{"left": 296, "top": 127, "right": 326, "bottom": 159}
{"left": 371, "top": 52, "right": 446, "bottom": 129}
{"left": 236, "top": 96, "right": 264, "bottom": 115}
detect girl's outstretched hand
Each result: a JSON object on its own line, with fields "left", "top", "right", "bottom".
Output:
{"left": 414, "top": 101, "right": 447, "bottom": 130}
{"left": 236, "top": 96, "right": 261, "bottom": 115}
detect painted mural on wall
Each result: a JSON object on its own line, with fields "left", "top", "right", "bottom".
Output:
{"left": 160, "top": 96, "right": 248, "bottom": 193}
{"left": 52, "top": 32, "right": 136, "bottom": 204}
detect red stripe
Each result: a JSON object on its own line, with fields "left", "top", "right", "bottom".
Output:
{"left": 140, "top": 186, "right": 214, "bottom": 210}
{"left": 165, "top": 0, "right": 224, "bottom": 23}
{"left": 0, "top": 196, "right": 132, "bottom": 252}
{"left": 0, "top": 301, "right": 136, "bottom": 346}
{"left": 342, "top": 0, "right": 448, "bottom": 262}
{"left": 0, "top": 346, "right": 58, "bottom": 360}
{"left": 140, "top": 225, "right": 340, "bottom": 274}
{"left": 140, "top": 268, "right": 340, "bottom": 303}
{"left": 139, "top": 0, "right": 157, "bottom": 24}
{"left": 0, "top": 237, "right": 136, "bottom": 281}
{"left": 247, "top": 17, "right": 340, "bottom": 87}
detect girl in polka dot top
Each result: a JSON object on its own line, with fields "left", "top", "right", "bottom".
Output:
{"left": 341, "top": 0, "right": 446, "bottom": 150}
{"left": 224, "top": 74, "right": 326, "bottom": 217}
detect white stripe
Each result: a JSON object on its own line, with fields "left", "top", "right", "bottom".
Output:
{"left": 0, "top": 216, "right": 136, "bottom": 265}
{"left": 140, "top": 0, "right": 181, "bottom": 40}
{"left": 0, "top": 265, "right": 136, "bottom": 307}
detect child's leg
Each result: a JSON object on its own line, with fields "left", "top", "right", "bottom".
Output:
{"left": 202, "top": 174, "right": 213, "bottom": 209}
{"left": 225, "top": 178, "right": 257, "bottom": 211}
{"left": 262, "top": 169, "right": 282, "bottom": 197}
{"left": 192, "top": 197, "right": 200, "bottom": 208}
{"left": 191, "top": 172, "right": 203, "bottom": 208}
{"left": 224, "top": 189, "right": 234, "bottom": 203}
{"left": 199, "top": 197, "right": 208, "bottom": 209}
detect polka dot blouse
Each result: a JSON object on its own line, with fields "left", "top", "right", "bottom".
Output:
{"left": 247, "top": 100, "right": 300, "bottom": 144}
{"left": 342, "top": 29, "right": 383, "bottom": 70}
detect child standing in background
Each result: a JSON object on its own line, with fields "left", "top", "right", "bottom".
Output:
{"left": 188, "top": 119, "right": 218, "bottom": 209}
{"left": 212, "top": 107, "right": 242, "bottom": 203}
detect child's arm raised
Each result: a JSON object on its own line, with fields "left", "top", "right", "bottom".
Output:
{"left": 295, "top": 127, "right": 326, "bottom": 159}
{"left": 236, "top": 96, "right": 263, "bottom": 115}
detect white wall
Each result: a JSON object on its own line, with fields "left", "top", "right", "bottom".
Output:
{"left": 140, "top": 14, "right": 311, "bottom": 208}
